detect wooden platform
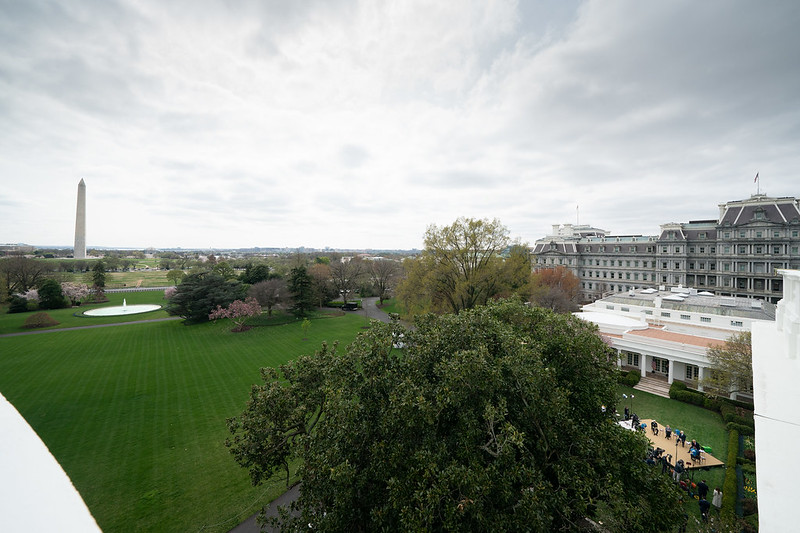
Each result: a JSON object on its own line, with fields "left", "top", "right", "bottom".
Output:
{"left": 635, "top": 419, "right": 724, "bottom": 469}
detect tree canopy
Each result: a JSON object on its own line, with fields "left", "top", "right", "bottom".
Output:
{"left": 288, "top": 266, "right": 315, "bottom": 317}
{"left": 396, "top": 217, "right": 513, "bottom": 315}
{"left": 227, "top": 299, "right": 682, "bottom": 531}
{"left": 0, "top": 256, "right": 52, "bottom": 296}
{"left": 38, "top": 278, "right": 67, "bottom": 310}
{"left": 702, "top": 331, "right": 753, "bottom": 398}
{"left": 530, "top": 266, "right": 581, "bottom": 313}
{"left": 165, "top": 272, "right": 245, "bottom": 323}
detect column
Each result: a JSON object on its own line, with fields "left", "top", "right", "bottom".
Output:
{"left": 667, "top": 359, "right": 674, "bottom": 384}
{"left": 697, "top": 366, "right": 704, "bottom": 392}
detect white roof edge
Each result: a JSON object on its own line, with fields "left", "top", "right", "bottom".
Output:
{"left": 0, "top": 393, "right": 102, "bottom": 532}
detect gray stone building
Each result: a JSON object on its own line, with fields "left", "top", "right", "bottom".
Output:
{"left": 532, "top": 194, "right": 800, "bottom": 303}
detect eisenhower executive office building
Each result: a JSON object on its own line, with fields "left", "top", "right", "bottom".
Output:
{"left": 532, "top": 194, "right": 800, "bottom": 304}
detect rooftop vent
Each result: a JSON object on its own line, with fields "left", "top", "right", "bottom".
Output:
{"left": 751, "top": 300, "right": 763, "bottom": 309}
{"left": 720, "top": 297, "right": 737, "bottom": 307}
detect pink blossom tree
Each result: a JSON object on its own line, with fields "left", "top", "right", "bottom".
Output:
{"left": 209, "top": 297, "right": 262, "bottom": 332}
{"left": 20, "top": 288, "right": 39, "bottom": 302}
{"left": 61, "top": 282, "right": 90, "bottom": 306}
{"left": 164, "top": 286, "right": 177, "bottom": 300}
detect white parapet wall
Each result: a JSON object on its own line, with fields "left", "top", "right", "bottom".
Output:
{"left": 0, "top": 393, "right": 101, "bottom": 532}
{"left": 751, "top": 269, "right": 800, "bottom": 532}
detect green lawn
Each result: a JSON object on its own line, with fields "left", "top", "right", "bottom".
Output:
{"left": 0, "top": 311, "right": 366, "bottom": 532}
{"left": 56, "top": 266, "right": 174, "bottom": 288}
{"left": 617, "top": 386, "right": 729, "bottom": 531}
{"left": 0, "top": 291, "right": 172, "bottom": 335}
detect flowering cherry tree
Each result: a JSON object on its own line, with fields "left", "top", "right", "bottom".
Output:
{"left": 21, "top": 288, "right": 39, "bottom": 302}
{"left": 209, "top": 297, "right": 262, "bottom": 332}
{"left": 61, "top": 282, "right": 91, "bottom": 305}
{"left": 164, "top": 286, "right": 178, "bottom": 300}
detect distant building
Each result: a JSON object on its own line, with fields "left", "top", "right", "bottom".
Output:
{"left": 0, "top": 244, "right": 36, "bottom": 254}
{"left": 532, "top": 194, "right": 800, "bottom": 304}
{"left": 578, "top": 285, "right": 774, "bottom": 400}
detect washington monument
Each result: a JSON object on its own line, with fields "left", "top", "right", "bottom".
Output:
{"left": 74, "top": 178, "right": 86, "bottom": 259}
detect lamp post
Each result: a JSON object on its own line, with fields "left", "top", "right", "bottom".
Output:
{"left": 675, "top": 436, "right": 679, "bottom": 468}
{"left": 622, "top": 393, "right": 628, "bottom": 420}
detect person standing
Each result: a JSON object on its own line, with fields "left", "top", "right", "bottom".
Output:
{"left": 697, "top": 479, "right": 709, "bottom": 500}
{"left": 699, "top": 497, "right": 711, "bottom": 522}
{"left": 712, "top": 487, "right": 723, "bottom": 514}
{"left": 680, "top": 431, "right": 687, "bottom": 447}
{"left": 673, "top": 459, "right": 684, "bottom": 482}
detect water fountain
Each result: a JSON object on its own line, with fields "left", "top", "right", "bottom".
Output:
{"left": 83, "top": 297, "right": 161, "bottom": 317}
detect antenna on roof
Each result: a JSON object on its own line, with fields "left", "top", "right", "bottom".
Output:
{"left": 576, "top": 204, "right": 580, "bottom": 225}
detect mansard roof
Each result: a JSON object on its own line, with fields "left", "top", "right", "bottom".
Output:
{"left": 719, "top": 196, "right": 800, "bottom": 226}
{"left": 531, "top": 241, "right": 579, "bottom": 255}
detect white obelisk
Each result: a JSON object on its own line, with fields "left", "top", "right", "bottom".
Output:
{"left": 74, "top": 179, "right": 86, "bottom": 259}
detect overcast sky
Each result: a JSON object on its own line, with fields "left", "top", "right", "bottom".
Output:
{"left": 1, "top": 1, "right": 798, "bottom": 250}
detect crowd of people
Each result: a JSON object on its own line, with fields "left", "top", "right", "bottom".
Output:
{"left": 637, "top": 418, "right": 724, "bottom": 523}
{"left": 624, "top": 411, "right": 722, "bottom": 522}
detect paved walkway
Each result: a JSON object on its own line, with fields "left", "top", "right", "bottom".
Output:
{"left": 0, "top": 317, "right": 181, "bottom": 338}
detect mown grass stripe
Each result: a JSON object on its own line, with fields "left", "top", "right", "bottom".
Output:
{"left": 0, "top": 311, "right": 364, "bottom": 532}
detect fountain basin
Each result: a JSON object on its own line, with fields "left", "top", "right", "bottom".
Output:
{"left": 83, "top": 304, "right": 162, "bottom": 317}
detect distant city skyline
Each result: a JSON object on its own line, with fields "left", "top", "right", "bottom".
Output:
{"left": 2, "top": 1, "right": 799, "bottom": 250}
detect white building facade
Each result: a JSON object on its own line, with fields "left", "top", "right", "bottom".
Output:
{"left": 534, "top": 194, "right": 800, "bottom": 304}
{"left": 578, "top": 286, "right": 774, "bottom": 398}
{"left": 751, "top": 269, "right": 800, "bottom": 531}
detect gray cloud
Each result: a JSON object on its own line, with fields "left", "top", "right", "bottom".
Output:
{"left": 1, "top": 1, "right": 799, "bottom": 249}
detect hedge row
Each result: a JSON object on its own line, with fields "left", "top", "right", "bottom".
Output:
{"left": 720, "top": 402, "right": 756, "bottom": 429}
{"left": 727, "top": 422, "right": 755, "bottom": 436}
{"left": 721, "top": 429, "right": 740, "bottom": 520}
{"left": 669, "top": 381, "right": 755, "bottom": 430}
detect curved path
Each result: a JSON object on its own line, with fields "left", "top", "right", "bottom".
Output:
{"left": 0, "top": 317, "right": 181, "bottom": 338}
{"left": 0, "top": 316, "right": 182, "bottom": 337}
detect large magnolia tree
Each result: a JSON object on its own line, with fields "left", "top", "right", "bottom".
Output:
{"left": 227, "top": 299, "right": 682, "bottom": 532}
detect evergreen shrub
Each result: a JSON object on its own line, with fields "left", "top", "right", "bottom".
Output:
{"left": 669, "top": 380, "right": 687, "bottom": 399}
{"left": 721, "top": 430, "right": 739, "bottom": 519}
{"left": 726, "top": 422, "right": 755, "bottom": 436}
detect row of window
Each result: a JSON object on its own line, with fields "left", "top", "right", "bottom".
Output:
{"left": 722, "top": 229, "right": 800, "bottom": 239}
{"left": 624, "top": 352, "right": 702, "bottom": 380}
{"left": 585, "top": 271, "right": 653, "bottom": 281}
